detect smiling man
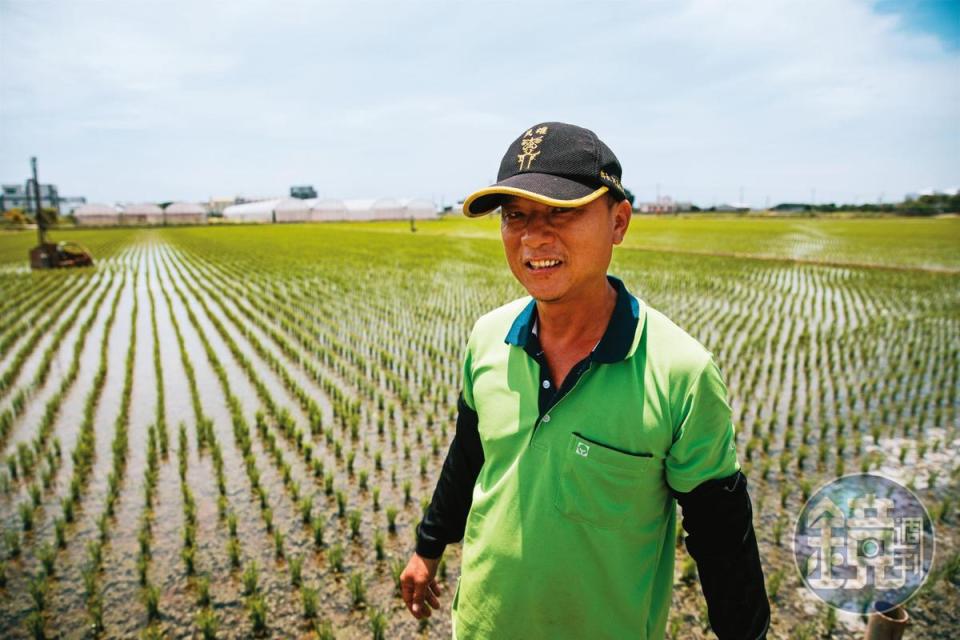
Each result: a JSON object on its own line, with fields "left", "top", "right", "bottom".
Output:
{"left": 400, "top": 122, "right": 770, "bottom": 639}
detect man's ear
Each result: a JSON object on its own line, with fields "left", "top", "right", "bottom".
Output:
{"left": 611, "top": 198, "right": 631, "bottom": 245}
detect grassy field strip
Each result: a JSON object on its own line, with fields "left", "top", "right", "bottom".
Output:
{"left": 331, "top": 216, "right": 960, "bottom": 272}
{"left": 620, "top": 242, "right": 960, "bottom": 274}
{"left": 0, "top": 230, "right": 134, "bottom": 267}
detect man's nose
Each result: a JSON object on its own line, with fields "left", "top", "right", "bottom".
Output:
{"left": 521, "top": 214, "right": 554, "bottom": 247}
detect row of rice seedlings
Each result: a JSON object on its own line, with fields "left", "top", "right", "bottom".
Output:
{"left": 1, "top": 271, "right": 116, "bottom": 495}
{"left": 0, "top": 270, "right": 104, "bottom": 405}
{"left": 238, "top": 266, "right": 454, "bottom": 494}
{"left": 145, "top": 259, "right": 169, "bottom": 457}
{"left": 171, "top": 248, "right": 452, "bottom": 619}
{"left": 168, "top": 227, "right": 955, "bottom": 633}
{"left": 176, "top": 249, "right": 449, "bottom": 538}
{"left": 153, "top": 250, "right": 250, "bottom": 637}
{"left": 159, "top": 252, "right": 309, "bottom": 583}
{"left": 188, "top": 256, "right": 365, "bottom": 439}
{"left": 0, "top": 272, "right": 80, "bottom": 363}
{"left": 234, "top": 262, "right": 457, "bottom": 445}
{"left": 137, "top": 254, "right": 168, "bottom": 635}
{"left": 163, "top": 250, "right": 407, "bottom": 633}
{"left": 169, "top": 254, "right": 409, "bottom": 553}
{"left": 0, "top": 269, "right": 59, "bottom": 326}
{"left": 176, "top": 255, "right": 388, "bottom": 463}
{"left": 71, "top": 264, "right": 140, "bottom": 637}
{"left": 0, "top": 270, "right": 125, "bottom": 580}
{"left": 15, "top": 266, "right": 129, "bottom": 638}
{"left": 195, "top": 256, "right": 374, "bottom": 414}
{"left": 0, "top": 272, "right": 106, "bottom": 448}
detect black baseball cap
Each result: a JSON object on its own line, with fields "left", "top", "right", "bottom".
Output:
{"left": 462, "top": 121, "right": 625, "bottom": 217}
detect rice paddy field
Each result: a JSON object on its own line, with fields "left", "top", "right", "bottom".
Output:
{"left": 0, "top": 216, "right": 957, "bottom": 639}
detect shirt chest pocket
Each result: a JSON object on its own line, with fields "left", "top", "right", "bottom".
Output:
{"left": 554, "top": 432, "right": 665, "bottom": 531}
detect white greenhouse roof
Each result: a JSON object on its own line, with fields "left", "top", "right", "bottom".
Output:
{"left": 165, "top": 202, "right": 207, "bottom": 215}
{"left": 74, "top": 203, "right": 119, "bottom": 216}
{"left": 220, "top": 197, "right": 437, "bottom": 222}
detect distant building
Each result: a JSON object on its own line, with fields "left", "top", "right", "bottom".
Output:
{"left": 74, "top": 203, "right": 121, "bottom": 226}
{"left": 290, "top": 185, "right": 317, "bottom": 199}
{"left": 164, "top": 202, "right": 207, "bottom": 225}
{"left": 1, "top": 182, "right": 60, "bottom": 213}
{"left": 207, "top": 196, "right": 236, "bottom": 215}
{"left": 637, "top": 196, "right": 678, "bottom": 214}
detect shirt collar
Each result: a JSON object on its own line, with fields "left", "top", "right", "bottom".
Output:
{"left": 504, "top": 275, "right": 641, "bottom": 364}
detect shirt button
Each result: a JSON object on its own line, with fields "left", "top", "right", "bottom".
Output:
{"left": 542, "top": 380, "right": 551, "bottom": 389}
{"left": 542, "top": 415, "right": 551, "bottom": 423}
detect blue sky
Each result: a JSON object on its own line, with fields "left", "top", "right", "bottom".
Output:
{"left": 1, "top": 0, "right": 957, "bottom": 208}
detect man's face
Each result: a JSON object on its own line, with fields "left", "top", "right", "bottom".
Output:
{"left": 499, "top": 195, "right": 631, "bottom": 304}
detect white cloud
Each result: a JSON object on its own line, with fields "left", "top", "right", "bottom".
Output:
{"left": 0, "top": 0, "right": 956, "bottom": 205}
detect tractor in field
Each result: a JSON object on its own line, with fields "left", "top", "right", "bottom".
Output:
{"left": 29, "top": 241, "right": 94, "bottom": 269}
{"left": 25, "top": 156, "right": 94, "bottom": 270}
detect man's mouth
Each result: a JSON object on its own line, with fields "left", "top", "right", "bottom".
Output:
{"left": 525, "top": 258, "right": 563, "bottom": 271}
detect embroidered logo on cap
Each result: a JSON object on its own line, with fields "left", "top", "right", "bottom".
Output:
{"left": 517, "top": 126, "right": 549, "bottom": 170}
{"left": 575, "top": 442, "right": 590, "bottom": 457}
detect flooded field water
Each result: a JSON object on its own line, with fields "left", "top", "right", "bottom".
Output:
{"left": 0, "top": 224, "right": 957, "bottom": 639}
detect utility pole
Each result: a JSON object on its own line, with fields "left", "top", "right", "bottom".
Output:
{"left": 31, "top": 157, "right": 47, "bottom": 245}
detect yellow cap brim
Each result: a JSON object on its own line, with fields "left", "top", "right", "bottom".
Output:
{"left": 462, "top": 185, "right": 609, "bottom": 217}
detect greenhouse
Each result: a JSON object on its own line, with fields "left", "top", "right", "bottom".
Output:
{"left": 74, "top": 203, "right": 121, "bottom": 226}
{"left": 164, "top": 202, "right": 208, "bottom": 225}
{"left": 310, "top": 198, "right": 349, "bottom": 222}
{"left": 222, "top": 197, "right": 438, "bottom": 223}
{"left": 274, "top": 198, "right": 314, "bottom": 223}
{"left": 121, "top": 203, "right": 164, "bottom": 226}
{"left": 340, "top": 199, "right": 379, "bottom": 222}
{"left": 222, "top": 199, "right": 281, "bottom": 223}
{"left": 401, "top": 198, "right": 439, "bottom": 219}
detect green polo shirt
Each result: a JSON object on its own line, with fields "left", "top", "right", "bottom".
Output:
{"left": 451, "top": 276, "right": 740, "bottom": 639}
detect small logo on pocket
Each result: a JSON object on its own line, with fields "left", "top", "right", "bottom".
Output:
{"left": 575, "top": 442, "right": 590, "bottom": 457}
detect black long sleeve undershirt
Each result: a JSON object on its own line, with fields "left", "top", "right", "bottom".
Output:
{"left": 675, "top": 471, "right": 771, "bottom": 639}
{"left": 415, "top": 393, "right": 483, "bottom": 559}
{"left": 416, "top": 395, "right": 770, "bottom": 640}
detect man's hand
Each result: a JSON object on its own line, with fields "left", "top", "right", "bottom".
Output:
{"left": 400, "top": 552, "right": 443, "bottom": 619}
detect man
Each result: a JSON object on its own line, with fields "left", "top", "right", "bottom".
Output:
{"left": 401, "top": 122, "right": 769, "bottom": 639}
